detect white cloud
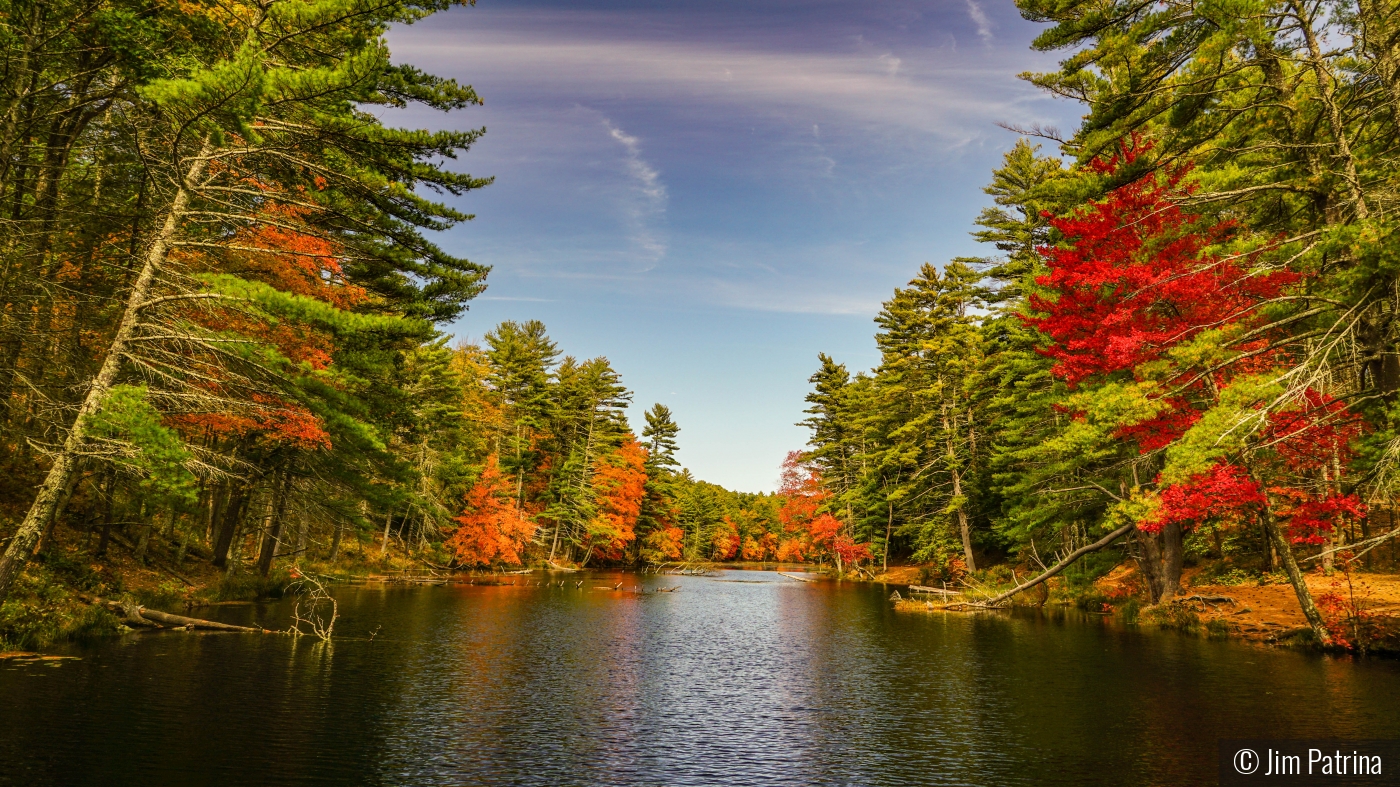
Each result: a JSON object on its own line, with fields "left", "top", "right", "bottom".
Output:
{"left": 604, "top": 120, "right": 668, "bottom": 262}
{"left": 396, "top": 33, "right": 1035, "bottom": 141}
{"left": 966, "top": 0, "right": 994, "bottom": 43}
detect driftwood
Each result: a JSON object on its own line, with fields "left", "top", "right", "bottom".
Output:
{"left": 979, "top": 523, "right": 1136, "bottom": 607}
{"left": 547, "top": 562, "right": 579, "bottom": 573}
{"left": 908, "top": 585, "right": 961, "bottom": 596}
{"left": 81, "top": 595, "right": 264, "bottom": 633}
{"left": 365, "top": 573, "right": 445, "bottom": 585}
{"left": 777, "top": 571, "right": 815, "bottom": 583}
{"left": 655, "top": 586, "right": 681, "bottom": 593}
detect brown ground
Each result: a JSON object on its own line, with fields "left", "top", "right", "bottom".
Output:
{"left": 1183, "top": 569, "right": 1400, "bottom": 643}
{"left": 885, "top": 560, "right": 1400, "bottom": 649}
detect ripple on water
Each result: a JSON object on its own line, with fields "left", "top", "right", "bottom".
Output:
{"left": 1, "top": 570, "right": 1399, "bottom": 786}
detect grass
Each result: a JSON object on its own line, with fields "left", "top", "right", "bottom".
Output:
{"left": 199, "top": 570, "right": 294, "bottom": 603}
{"left": 132, "top": 580, "right": 188, "bottom": 611}
{"left": 0, "top": 560, "right": 121, "bottom": 651}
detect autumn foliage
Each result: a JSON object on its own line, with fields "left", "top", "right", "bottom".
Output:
{"left": 446, "top": 456, "right": 538, "bottom": 566}
{"left": 586, "top": 439, "right": 647, "bottom": 560}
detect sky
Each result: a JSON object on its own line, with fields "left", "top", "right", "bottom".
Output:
{"left": 386, "top": 0, "right": 1083, "bottom": 493}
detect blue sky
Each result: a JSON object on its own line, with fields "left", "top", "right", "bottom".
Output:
{"left": 388, "top": 0, "right": 1081, "bottom": 492}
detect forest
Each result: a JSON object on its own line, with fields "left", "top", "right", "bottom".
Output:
{"left": 0, "top": 0, "right": 863, "bottom": 650}
{"left": 793, "top": 0, "right": 1400, "bottom": 648}
{"left": 4, "top": 0, "right": 1400, "bottom": 654}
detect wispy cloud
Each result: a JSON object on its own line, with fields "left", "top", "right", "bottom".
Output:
{"left": 604, "top": 120, "right": 668, "bottom": 262}
{"left": 965, "top": 0, "right": 994, "bottom": 43}
{"left": 398, "top": 33, "right": 1037, "bottom": 141}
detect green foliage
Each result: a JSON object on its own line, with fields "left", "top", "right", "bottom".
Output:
{"left": 202, "top": 571, "right": 294, "bottom": 603}
{"left": 0, "top": 563, "right": 118, "bottom": 650}
{"left": 87, "top": 385, "right": 197, "bottom": 509}
{"left": 133, "top": 581, "right": 188, "bottom": 611}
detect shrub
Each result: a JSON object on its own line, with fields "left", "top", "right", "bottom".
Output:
{"left": 203, "top": 570, "right": 293, "bottom": 602}
{"left": 134, "top": 580, "right": 187, "bottom": 611}
{"left": 1117, "top": 597, "right": 1142, "bottom": 625}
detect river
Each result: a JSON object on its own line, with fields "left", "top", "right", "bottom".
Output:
{"left": 2, "top": 569, "right": 1398, "bottom": 786}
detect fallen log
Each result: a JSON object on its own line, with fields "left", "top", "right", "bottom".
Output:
{"left": 777, "top": 571, "right": 815, "bottom": 583}
{"left": 979, "top": 523, "right": 1136, "bottom": 607}
{"left": 908, "top": 585, "right": 961, "bottom": 596}
{"left": 81, "top": 595, "right": 264, "bottom": 633}
{"left": 547, "top": 562, "right": 579, "bottom": 573}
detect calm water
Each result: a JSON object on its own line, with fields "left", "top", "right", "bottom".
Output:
{"left": 2, "top": 569, "right": 1399, "bottom": 786}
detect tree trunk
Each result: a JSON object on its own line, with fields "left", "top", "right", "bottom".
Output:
{"left": 211, "top": 483, "right": 248, "bottom": 568}
{"left": 133, "top": 500, "right": 153, "bottom": 564}
{"left": 379, "top": 507, "right": 394, "bottom": 559}
{"left": 952, "top": 467, "right": 976, "bottom": 572}
{"left": 95, "top": 478, "right": 117, "bottom": 558}
{"left": 256, "top": 470, "right": 292, "bottom": 577}
{"left": 1260, "top": 505, "right": 1332, "bottom": 646}
{"left": 883, "top": 500, "right": 892, "bottom": 574}
{"left": 983, "top": 522, "right": 1135, "bottom": 606}
{"left": 0, "top": 143, "right": 209, "bottom": 601}
{"left": 329, "top": 518, "right": 343, "bottom": 562}
{"left": 1135, "top": 520, "right": 1183, "bottom": 603}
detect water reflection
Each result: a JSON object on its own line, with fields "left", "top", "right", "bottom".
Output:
{"left": 2, "top": 570, "right": 1399, "bottom": 786}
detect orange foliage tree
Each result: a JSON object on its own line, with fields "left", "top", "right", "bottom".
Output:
{"left": 446, "top": 456, "right": 537, "bottom": 566}
{"left": 586, "top": 438, "right": 647, "bottom": 560}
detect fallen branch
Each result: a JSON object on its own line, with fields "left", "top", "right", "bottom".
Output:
{"left": 777, "top": 571, "right": 815, "bottom": 583}
{"left": 908, "top": 585, "right": 961, "bottom": 596}
{"left": 979, "top": 523, "right": 1136, "bottom": 607}
{"left": 81, "top": 594, "right": 264, "bottom": 633}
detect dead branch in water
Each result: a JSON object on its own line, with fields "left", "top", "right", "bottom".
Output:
{"left": 287, "top": 575, "right": 336, "bottom": 642}
{"left": 79, "top": 594, "right": 265, "bottom": 633}
{"left": 977, "top": 523, "right": 1136, "bottom": 607}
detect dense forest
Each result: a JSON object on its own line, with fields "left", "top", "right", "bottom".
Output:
{"left": 793, "top": 0, "right": 1400, "bottom": 646}
{"left": 0, "top": 0, "right": 867, "bottom": 647}
{"left": 5, "top": 0, "right": 1400, "bottom": 653}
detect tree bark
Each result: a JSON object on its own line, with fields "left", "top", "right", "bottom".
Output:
{"left": 256, "top": 469, "right": 292, "bottom": 577}
{"left": 952, "top": 468, "right": 976, "bottom": 572}
{"left": 1260, "top": 506, "right": 1332, "bottom": 646}
{"left": 0, "top": 142, "right": 209, "bottom": 601}
{"left": 211, "top": 483, "right": 248, "bottom": 568}
{"left": 1134, "top": 520, "right": 1183, "bottom": 603}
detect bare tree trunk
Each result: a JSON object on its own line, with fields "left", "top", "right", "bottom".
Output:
{"left": 983, "top": 523, "right": 1134, "bottom": 606}
{"left": 256, "top": 469, "right": 292, "bottom": 577}
{"left": 0, "top": 143, "right": 209, "bottom": 601}
{"left": 329, "top": 518, "right": 343, "bottom": 562}
{"left": 133, "top": 500, "right": 153, "bottom": 564}
{"left": 211, "top": 483, "right": 248, "bottom": 568}
{"left": 1261, "top": 505, "right": 1332, "bottom": 646}
{"left": 1291, "top": 0, "right": 1370, "bottom": 219}
{"left": 952, "top": 467, "right": 976, "bottom": 572}
{"left": 883, "top": 500, "right": 892, "bottom": 573}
